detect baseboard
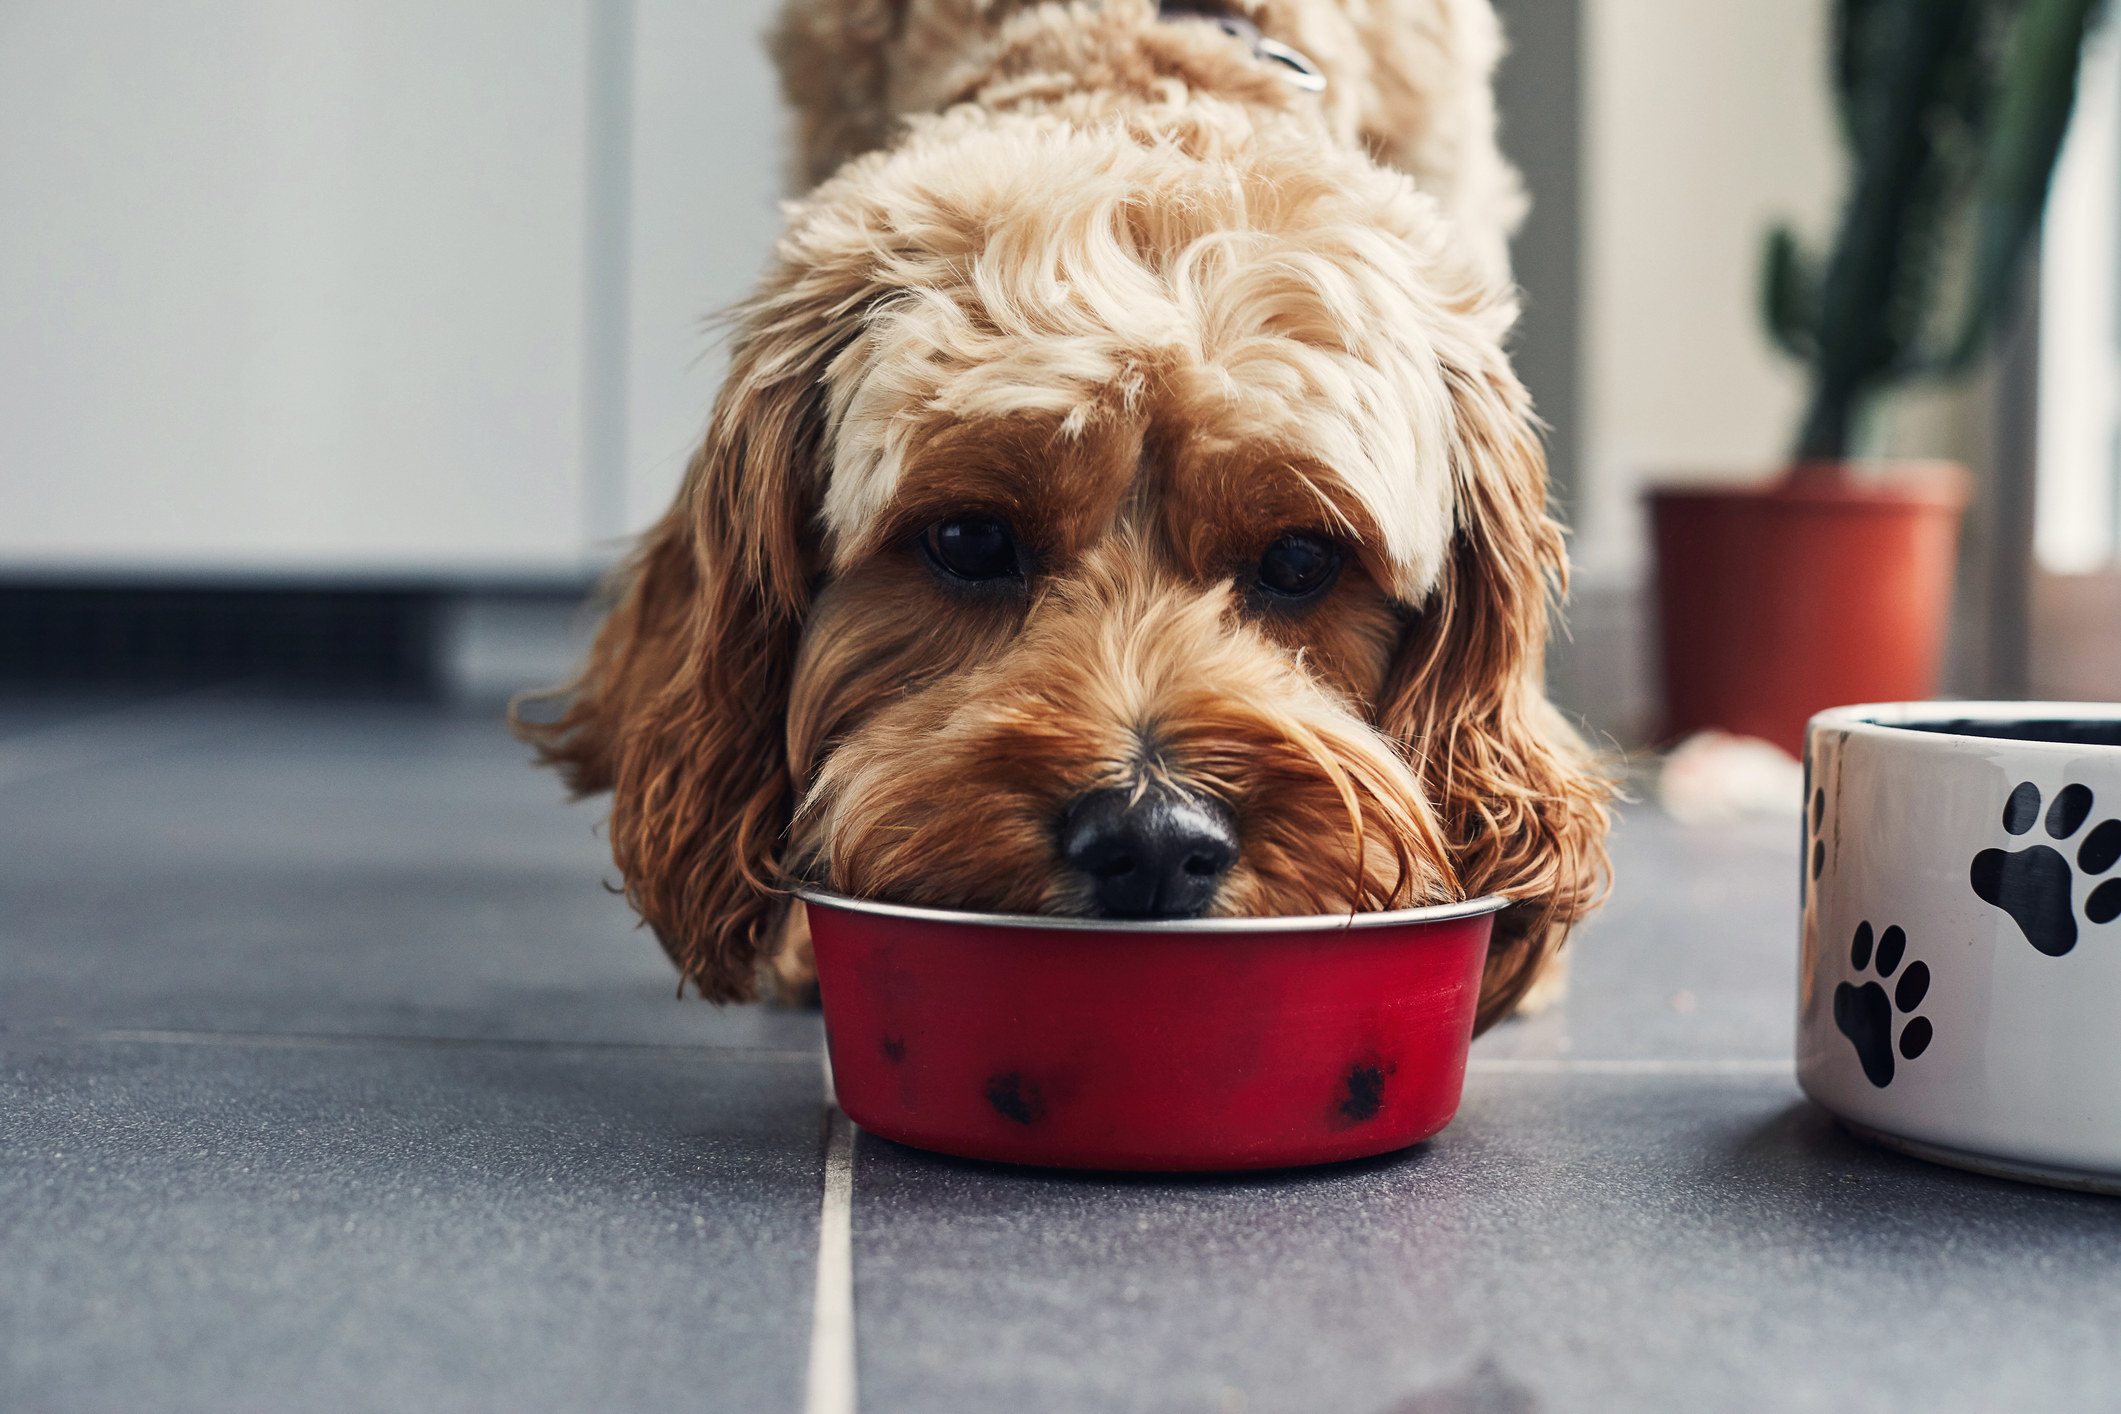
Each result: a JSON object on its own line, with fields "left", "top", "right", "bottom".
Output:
{"left": 0, "top": 584, "right": 445, "bottom": 694}
{"left": 437, "top": 593, "right": 602, "bottom": 706}
{"left": 0, "top": 582, "right": 601, "bottom": 703}
{"left": 0, "top": 574, "right": 1667, "bottom": 740}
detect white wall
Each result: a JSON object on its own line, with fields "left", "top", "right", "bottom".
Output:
{"left": 1575, "top": 0, "right": 1843, "bottom": 579}
{"left": 1540, "top": 0, "right": 1848, "bottom": 741}
{"left": 0, "top": 0, "right": 1861, "bottom": 597}
{"left": 622, "top": 0, "right": 788, "bottom": 547}
{"left": 2038, "top": 12, "right": 2121, "bottom": 575}
{"left": 0, "top": 0, "right": 786, "bottom": 581}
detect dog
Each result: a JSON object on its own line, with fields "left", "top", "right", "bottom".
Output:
{"left": 518, "top": 0, "right": 1611, "bottom": 1033}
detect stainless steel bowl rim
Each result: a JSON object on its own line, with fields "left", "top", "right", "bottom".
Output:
{"left": 793, "top": 889, "right": 1511, "bottom": 934}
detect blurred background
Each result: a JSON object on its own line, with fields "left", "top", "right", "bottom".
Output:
{"left": 2, "top": 0, "right": 2116, "bottom": 737}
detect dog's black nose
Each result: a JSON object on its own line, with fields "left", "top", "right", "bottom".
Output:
{"left": 1060, "top": 785, "right": 1238, "bottom": 919}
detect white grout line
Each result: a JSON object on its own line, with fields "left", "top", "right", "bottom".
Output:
{"left": 804, "top": 1103, "right": 858, "bottom": 1414}
{"left": 90, "top": 1029, "right": 1788, "bottom": 1077}
{"left": 1468, "top": 1056, "right": 1794, "bottom": 1076}
{"left": 89, "top": 1028, "right": 818, "bottom": 1062}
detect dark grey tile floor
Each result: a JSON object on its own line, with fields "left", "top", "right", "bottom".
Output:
{"left": 4, "top": 693, "right": 2117, "bottom": 1414}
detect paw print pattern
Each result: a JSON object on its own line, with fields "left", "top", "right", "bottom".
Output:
{"left": 1969, "top": 782, "right": 2121, "bottom": 957}
{"left": 1833, "top": 921, "right": 1933, "bottom": 1088}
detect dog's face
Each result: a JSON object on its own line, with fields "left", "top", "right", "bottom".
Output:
{"left": 789, "top": 402, "right": 1449, "bottom": 923}
{"left": 525, "top": 109, "right": 1607, "bottom": 1028}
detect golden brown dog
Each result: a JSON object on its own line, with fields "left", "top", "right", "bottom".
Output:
{"left": 520, "top": 0, "right": 1612, "bottom": 1033}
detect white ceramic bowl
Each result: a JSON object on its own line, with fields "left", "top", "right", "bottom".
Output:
{"left": 1799, "top": 702, "right": 2121, "bottom": 1191}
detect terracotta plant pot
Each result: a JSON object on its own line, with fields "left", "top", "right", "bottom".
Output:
{"left": 1649, "top": 462, "right": 1969, "bottom": 756}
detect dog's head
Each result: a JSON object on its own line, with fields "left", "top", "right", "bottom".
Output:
{"left": 522, "top": 108, "right": 1608, "bottom": 1029}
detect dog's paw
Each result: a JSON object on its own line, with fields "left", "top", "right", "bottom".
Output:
{"left": 1510, "top": 948, "right": 1570, "bottom": 1016}
{"left": 762, "top": 901, "right": 822, "bottom": 1009}
{"left": 1969, "top": 782, "right": 2121, "bottom": 958}
{"left": 1831, "top": 921, "right": 1933, "bottom": 1088}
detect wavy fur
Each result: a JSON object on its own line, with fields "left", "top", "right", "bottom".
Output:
{"left": 519, "top": 0, "right": 1611, "bottom": 1028}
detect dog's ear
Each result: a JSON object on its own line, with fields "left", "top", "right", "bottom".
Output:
{"left": 514, "top": 243, "right": 872, "bottom": 1001}
{"left": 1375, "top": 359, "right": 1613, "bottom": 1033}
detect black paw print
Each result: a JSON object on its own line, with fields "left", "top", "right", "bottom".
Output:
{"left": 1969, "top": 782, "right": 2121, "bottom": 958}
{"left": 1833, "top": 921, "right": 1933, "bottom": 1088}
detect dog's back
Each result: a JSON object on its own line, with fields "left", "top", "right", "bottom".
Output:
{"left": 771, "top": 0, "right": 1523, "bottom": 280}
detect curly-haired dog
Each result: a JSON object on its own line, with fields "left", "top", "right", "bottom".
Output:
{"left": 520, "top": 0, "right": 1612, "bottom": 1032}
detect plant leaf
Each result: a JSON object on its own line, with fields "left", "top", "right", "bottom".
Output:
{"left": 1762, "top": 226, "right": 1821, "bottom": 360}
{"left": 1940, "top": 0, "right": 2109, "bottom": 369}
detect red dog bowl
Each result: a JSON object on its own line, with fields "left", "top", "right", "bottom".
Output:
{"left": 801, "top": 890, "right": 1506, "bottom": 1171}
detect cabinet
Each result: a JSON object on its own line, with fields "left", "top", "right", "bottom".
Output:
{"left": 0, "top": 0, "right": 784, "bottom": 581}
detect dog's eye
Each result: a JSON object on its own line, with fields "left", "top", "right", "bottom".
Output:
{"left": 1255, "top": 532, "right": 1343, "bottom": 599}
{"left": 922, "top": 514, "right": 1019, "bottom": 583}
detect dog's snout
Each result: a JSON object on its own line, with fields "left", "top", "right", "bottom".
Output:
{"left": 1060, "top": 785, "right": 1238, "bottom": 919}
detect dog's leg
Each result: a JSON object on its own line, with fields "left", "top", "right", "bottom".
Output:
{"left": 1511, "top": 943, "right": 1570, "bottom": 1015}
{"left": 771, "top": 0, "right": 915, "bottom": 191}
{"left": 764, "top": 898, "right": 821, "bottom": 1005}
{"left": 773, "top": 0, "right": 1048, "bottom": 191}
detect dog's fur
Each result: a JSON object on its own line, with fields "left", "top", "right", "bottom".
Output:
{"left": 519, "top": 0, "right": 1611, "bottom": 1034}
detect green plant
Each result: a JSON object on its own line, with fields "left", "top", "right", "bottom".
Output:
{"left": 1763, "top": 0, "right": 2109, "bottom": 461}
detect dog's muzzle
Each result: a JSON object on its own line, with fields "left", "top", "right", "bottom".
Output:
{"left": 1060, "top": 783, "right": 1240, "bottom": 919}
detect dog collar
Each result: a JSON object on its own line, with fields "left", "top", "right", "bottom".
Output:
{"left": 1155, "top": 2, "right": 1327, "bottom": 92}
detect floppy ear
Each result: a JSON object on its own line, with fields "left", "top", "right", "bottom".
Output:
{"left": 1376, "top": 360, "right": 1614, "bottom": 1034}
{"left": 513, "top": 243, "right": 871, "bottom": 1001}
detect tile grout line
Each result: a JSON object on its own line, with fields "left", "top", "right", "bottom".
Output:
{"left": 81, "top": 1028, "right": 1791, "bottom": 1077}
{"left": 805, "top": 1079, "right": 858, "bottom": 1414}
{"left": 86, "top": 1028, "right": 819, "bottom": 1062}
{"left": 779, "top": 1046, "right": 1786, "bottom": 1414}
